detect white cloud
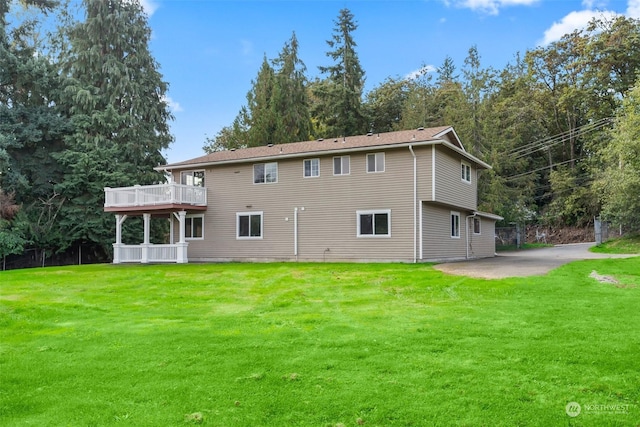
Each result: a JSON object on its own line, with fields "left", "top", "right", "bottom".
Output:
{"left": 539, "top": 9, "right": 619, "bottom": 45}
{"left": 163, "top": 96, "right": 183, "bottom": 113}
{"left": 140, "top": 0, "right": 159, "bottom": 16}
{"left": 405, "top": 65, "right": 437, "bottom": 81}
{"left": 445, "top": 0, "right": 539, "bottom": 15}
{"left": 537, "top": 0, "right": 640, "bottom": 46}
{"left": 627, "top": 0, "right": 640, "bottom": 18}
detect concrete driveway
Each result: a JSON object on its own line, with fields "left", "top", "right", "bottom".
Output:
{"left": 433, "top": 242, "right": 637, "bottom": 279}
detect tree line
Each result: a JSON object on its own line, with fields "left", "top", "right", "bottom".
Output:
{"left": 1, "top": 1, "right": 640, "bottom": 265}
{"left": 206, "top": 9, "right": 640, "bottom": 234}
{"left": 1, "top": 0, "right": 172, "bottom": 264}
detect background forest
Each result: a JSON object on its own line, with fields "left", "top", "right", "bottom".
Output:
{"left": 1, "top": 0, "right": 640, "bottom": 266}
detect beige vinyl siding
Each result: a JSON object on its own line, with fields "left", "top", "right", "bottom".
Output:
{"left": 468, "top": 217, "right": 497, "bottom": 258}
{"left": 414, "top": 145, "right": 434, "bottom": 202}
{"left": 179, "top": 147, "right": 417, "bottom": 262}
{"left": 421, "top": 203, "right": 468, "bottom": 260}
{"left": 433, "top": 146, "right": 477, "bottom": 210}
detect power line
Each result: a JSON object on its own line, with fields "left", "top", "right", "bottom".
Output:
{"left": 505, "top": 117, "right": 612, "bottom": 161}
{"left": 505, "top": 158, "right": 587, "bottom": 180}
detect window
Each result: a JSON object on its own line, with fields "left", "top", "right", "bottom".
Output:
{"left": 473, "top": 217, "right": 481, "bottom": 235}
{"left": 357, "top": 209, "right": 391, "bottom": 237}
{"left": 185, "top": 214, "right": 204, "bottom": 239}
{"left": 451, "top": 212, "right": 460, "bottom": 238}
{"left": 303, "top": 158, "right": 320, "bottom": 178}
{"left": 254, "top": 162, "right": 278, "bottom": 184}
{"left": 237, "top": 212, "right": 263, "bottom": 239}
{"left": 333, "top": 156, "right": 350, "bottom": 175}
{"left": 366, "top": 152, "right": 385, "bottom": 173}
{"left": 461, "top": 161, "right": 471, "bottom": 183}
{"left": 181, "top": 170, "right": 205, "bottom": 187}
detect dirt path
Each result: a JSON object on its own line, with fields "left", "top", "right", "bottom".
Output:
{"left": 433, "top": 243, "right": 637, "bottom": 279}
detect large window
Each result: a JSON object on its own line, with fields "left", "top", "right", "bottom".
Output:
{"left": 185, "top": 214, "right": 204, "bottom": 240}
{"left": 357, "top": 209, "right": 391, "bottom": 237}
{"left": 181, "top": 170, "right": 205, "bottom": 187}
{"left": 333, "top": 155, "right": 350, "bottom": 176}
{"left": 237, "top": 212, "right": 263, "bottom": 239}
{"left": 366, "top": 152, "right": 385, "bottom": 173}
{"left": 303, "top": 158, "right": 320, "bottom": 178}
{"left": 254, "top": 162, "right": 278, "bottom": 184}
{"left": 461, "top": 161, "right": 471, "bottom": 183}
{"left": 451, "top": 212, "right": 460, "bottom": 238}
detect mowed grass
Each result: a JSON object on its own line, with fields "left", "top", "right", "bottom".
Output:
{"left": 592, "top": 234, "right": 640, "bottom": 254}
{"left": 1, "top": 260, "right": 639, "bottom": 426}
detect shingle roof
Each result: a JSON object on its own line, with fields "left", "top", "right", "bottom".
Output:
{"left": 160, "top": 126, "right": 490, "bottom": 170}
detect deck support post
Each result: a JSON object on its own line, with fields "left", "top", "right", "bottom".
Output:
{"left": 113, "top": 214, "right": 128, "bottom": 264}
{"left": 141, "top": 213, "right": 151, "bottom": 263}
{"left": 175, "top": 211, "right": 188, "bottom": 263}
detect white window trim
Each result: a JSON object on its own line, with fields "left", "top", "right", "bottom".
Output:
{"left": 461, "top": 161, "right": 472, "bottom": 184}
{"left": 356, "top": 209, "right": 391, "bottom": 238}
{"left": 303, "top": 158, "right": 320, "bottom": 178}
{"left": 473, "top": 217, "right": 481, "bottom": 235}
{"left": 181, "top": 170, "right": 205, "bottom": 187}
{"left": 185, "top": 214, "right": 204, "bottom": 240}
{"left": 366, "top": 152, "right": 385, "bottom": 173}
{"left": 253, "top": 162, "right": 278, "bottom": 184}
{"left": 451, "top": 211, "right": 461, "bottom": 239}
{"left": 333, "top": 155, "right": 351, "bottom": 176}
{"left": 236, "top": 211, "right": 264, "bottom": 240}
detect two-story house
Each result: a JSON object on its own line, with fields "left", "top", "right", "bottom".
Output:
{"left": 104, "top": 126, "right": 502, "bottom": 263}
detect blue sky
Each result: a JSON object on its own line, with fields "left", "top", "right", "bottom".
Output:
{"left": 140, "top": 0, "right": 640, "bottom": 164}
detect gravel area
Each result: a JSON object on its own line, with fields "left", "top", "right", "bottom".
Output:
{"left": 433, "top": 242, "right": 637, "bottom": 279}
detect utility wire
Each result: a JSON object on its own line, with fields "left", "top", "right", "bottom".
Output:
{"left": 505, "top": 118, "right": 612, "bottom": 160}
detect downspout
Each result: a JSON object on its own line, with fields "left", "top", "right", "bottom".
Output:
{"left": 465, "top": 213, "right": 477, "bottom": 259}
{"left": 294, "top": 207, "right": 299, "bottom": 260}
{"left": 409, "top": 145, "right": 417, "bottom": 263}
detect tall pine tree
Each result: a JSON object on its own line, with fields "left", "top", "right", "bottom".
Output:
{"left": 56, "top": 0, "right": 173, "bottom": 255}
{"left": 314, "top": 8, "right": 366, "bottom": 138}
{"left": 271, "top": 32, "right": 311, "bottom": 143}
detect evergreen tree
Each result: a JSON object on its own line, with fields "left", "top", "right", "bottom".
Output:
{"left": 271, "top": 32, "right": 311, "bottom": 143}
{"left": 314, "top": 8, "right": 367, "bottom": 137}
{"left": 56, "top": 0, "right": 173, "bottom": 255}
{"left": 0, "top": 0, "right": 69, "bottom": 257}
{"left": 246, "top": 55, "right": 277, "bottom": 146}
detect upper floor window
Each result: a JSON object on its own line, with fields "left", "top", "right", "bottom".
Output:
{"left": 181, "top": 170, "right": 205, "bottom": 187}
{"left": 333, "top": 155, "right": 350, "bottom": 175}
{"left": 357, "top": 209, "right": 391, "bottom": 237}
{"left": 303, "top": 158, "right": 320, "bottom": 178}
{"left": 254, "top": 162, "right": 278, "bottom": 184}
{"left": 185, "top": 214, "right": 204, "bottom": 240}
{"left": 451, "top": 212, "right": 461, "bottom": 238}
{"left": 367, "top": 152, "right": 385, "bottom": 173}
{"left": 461, "top": 161, "right": 471, "bottom": 183}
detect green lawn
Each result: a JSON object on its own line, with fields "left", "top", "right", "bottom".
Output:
{"left": 591, "top": 234, "right": 640, "bottom": 254}
{"left": 1, "top": 260, "right": 639, "bottom": 426}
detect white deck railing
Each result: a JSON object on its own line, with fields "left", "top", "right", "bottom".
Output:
{"left": 113, "top": 243, "right": 188, "bottom": 264}
{"left": 104, "top": 183, "right": 207, "bottom": 208}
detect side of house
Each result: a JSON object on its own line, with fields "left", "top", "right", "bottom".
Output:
{"left": 103, "top": 126, "right": 502, "bottom": 263}
{"left": 170, "top": 136, "right": 497, "bottom": 262}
